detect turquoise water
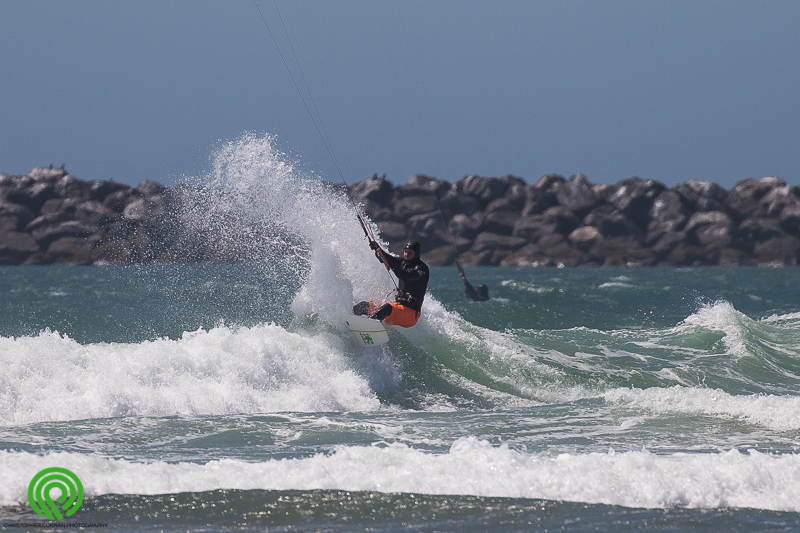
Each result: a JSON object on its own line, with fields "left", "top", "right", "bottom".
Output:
{"left": 2, "top": 265, "right": 800, "bottom": 532}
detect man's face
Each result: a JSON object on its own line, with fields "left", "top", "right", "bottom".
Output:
{"left": 403, "top": 248, "right": 416, "bottom": 261}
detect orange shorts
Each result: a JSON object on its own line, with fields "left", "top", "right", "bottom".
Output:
{"left": 368, "top": 301, "right": 421, "bottom": 328}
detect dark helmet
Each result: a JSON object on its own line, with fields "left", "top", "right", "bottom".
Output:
{"left": 404, "top": 241, "right": 421, "bottom": 255}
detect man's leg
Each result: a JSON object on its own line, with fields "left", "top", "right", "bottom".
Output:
{"left": 369, "top": 303, "right": 393, "bottom": 322}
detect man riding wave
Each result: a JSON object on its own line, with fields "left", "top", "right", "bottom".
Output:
{"left": 353, "top": 240, "right": 429, "bottom": 328}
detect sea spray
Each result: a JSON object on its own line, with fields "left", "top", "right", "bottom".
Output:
{"left": 179, "top": 133, "right": 396, "bottom": 324}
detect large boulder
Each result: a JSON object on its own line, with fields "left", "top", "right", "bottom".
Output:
{"left": 752, "top": 234, "right": 800, "bottom": 265}
{"left": 482, "top": 210, "right": 518, "bottom": 236}
{"left": 455, "top": 175, "right": 509, "bottom": 209}
{"left": 540, "top": 205, "right": 581, "bottom": 236}
{"left": 376, "top": 221, "right": 407, "bottom": 242}
{"left": 583, "top": 205, "right": 641, "bottom": 239}
{"left": 0, "top": 200, "right": 35, "bottom": 232}
{"left": 350, "top": 174, "right": 394, "bottom": 205}
{"left": 512, "top": 216, "right": 559, "bottom": 244}
{"left": 449, "top": 213, "right": 482, "bottom": 240}
{"left": 684, "top": 211, "right": 734, "bottom": 249}
{"left": 438, "top": 189, "right": 481, "bottom": 217}
{"left": 608, "top": 177, "right": 667, "bottom": 228}
{"left": 760, "top": 186, "right": 800, "bottom": 217}
{"left": 398, "top": 174, "right": 449, "bottom": 198}
{"left": 485, "top": 175, "right": 527, "bottom": 213}
{"left": 646, "top": 191, "right": 689, "bottom": 244}
{"left": 0, "top": 231, "right": 40, "bottom": 264}
{"left": 737, "top": 217, "right": 783, "bottom": 248}
{"left": 568, "top": 225, "right": 602, "bottom": 251}
{"left": 673, "top": 180, "right": 729, "bottom": 213}
{"left": 555, "top": 173, "right": 597, "bottom": 215}
{"left": 726, "top": 177, "right": 781, "bottom": 220}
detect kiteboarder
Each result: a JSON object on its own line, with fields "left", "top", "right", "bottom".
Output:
{"left": 459, "top": 270, "right": 490, "bottom": 301}
{"left": 353, "top": 240, "right": 430, "bottom": 327}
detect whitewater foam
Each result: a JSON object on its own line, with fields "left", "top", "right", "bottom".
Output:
{"left": 0, "top": 324, "right": 382, "bottom": 425}
{"left": 3, "top": 439, "right": 799, "bottom": 512}
{"left": 605, "top": 385, "right": 800, "bottom": 431}
{"left": 681, "top": 301, "right": 751, "bottom": 358}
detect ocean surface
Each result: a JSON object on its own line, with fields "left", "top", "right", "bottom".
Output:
{"left": 3, "top": 137, "right": 800, "bottom": 532}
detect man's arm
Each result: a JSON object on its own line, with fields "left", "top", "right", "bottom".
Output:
{"left": 459, "top": 272, "right": 479, "bottom": 300}
{"left": 370, "top": 241, "right": 401, "bottom": 270}
{"left": 393, "top": 263, "right": 425, "bottom": 281}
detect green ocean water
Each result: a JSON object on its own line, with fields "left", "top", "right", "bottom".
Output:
{"left": 2, "top": 265, "right": 800, "bottom": 532}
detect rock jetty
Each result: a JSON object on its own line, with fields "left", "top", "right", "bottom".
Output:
{"left": 350, "top": 172, "right": 800, "bottom": 267}
{"left": 1, "top": 166, "right": 798, "bottom": 267}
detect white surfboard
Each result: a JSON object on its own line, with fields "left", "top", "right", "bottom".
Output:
{"left": 345, "top": 315, "right": 389, "bottom": 346}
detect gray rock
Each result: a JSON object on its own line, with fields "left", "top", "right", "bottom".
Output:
{"left": 753, "top": 234, "right": 800, "bottom": 265}
{"left": 45, "top": 236, "right": 95, "bottom": 265}
{"left": 738, "top": 217, "right": 783, "bottom": 245}
{"left": 512, "top": 216, "right": 558, "bottom": 243}
{"left": 779, "top": 205, "right": 800, "bottom": 235}
{"left": 727, "top": 178, "right": 775, "bottom": 220}
{"left": 651, "top": 231, "right": 686, "bottom": 255}
{"left": 29, "top": 220, "right": 100, "bottom": 246}
{"left": 449, "top": 213, "right": 482, "bottom": 240}
{"left": 7, "top": 180, "right": 57, "bottom": 212}
{"left": 591, "top": 183, "right": 617, "bottom": 203}
{"left": 376, "top": 221, "right": 407, "bottom": 241}
{"left": 393, "top": 194, "right": 438, "bottom": 218}
{"left": 684, "top": 211, "right": 733, "bottom": 233}
{"left": 541, "top": 205, "right": 581, "bottom": 236}
{"left": 438, "top": 190, "right": 480, "bottom": 217}
{"left": 532, "top": 173, "right": 565, "bottom": 193}
{"left": 584, "top": 205, "right": 641, "bottom": 238}
{"left": 472, "top": 232, "right": 527, "bottom": 253}
{"left": 89, "top": 180, "right": 130, "bottom": 202}
{"left": 28, "top": 166, "right": 68, "bottom": 182}
{"left": 569, "top": 226, "right": 602, "bottom": 251}
{"left": 0, "top": 231, "right": 40, "bottom": 263}
{"left": 648, "top": 191, "right": 688, "bottom": 228}
{"left": 350, "top": 174, "right": 393, "bottom": 204}
{"left": 456, "top": 175, "right": 509, "bottom": 208}
{"left": 555, "top": 173, "right": 597, "bottom": 214}
{"left": 673, "top": 180, "right": 729, "bottom": 212}
{"left": 760, "top": 186, "right": 800, "bottom": 217}
{"left": 485, "top": 175, "right": 527, "bottom": 213}
{"left": 123, "top": 195, "right": 167, "bottom": 221}
{"left": 521, "top": 185, "right": 558, "bottom": 216}
{"left": 482, "top": 210, "right": 518, "bottom": 236}
{"left": 684, "top": 211, "right": 734, "bottom": 249}
{"left": 54, "top": 175, "right": 91, "bottom": 201}
{"left": 663, "top": 243, "right": 706, "bottom": 266}
{"left": 501, "top": 243, "right": 551, "bottom": 267}
{"left": 0, "top": 200, "right": 35, "bottom": 229}
{"left": 136, "top": 180, "right": 167, "bottom": 196}
{"left": 608, "top": 177, "right": 666, "bottom": 228}
{"left": 537, "top": 232, "right": 567, "bottom": 250}
{"left": 103, "top": 189, "right": 135, "bottom": 213}
{"left": 398, "top": 174, "right": 449, "bottom": 198}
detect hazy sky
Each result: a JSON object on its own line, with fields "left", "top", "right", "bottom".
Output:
{"left": 1, "top": 1, "right": 798, "bottom": 189}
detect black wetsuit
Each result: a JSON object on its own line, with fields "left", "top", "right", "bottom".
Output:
{"left": 462, "top": 276, "right": 490, "bottom": 302}
{"left": 376, "top": 246, "right": 430, "bottom": 312}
